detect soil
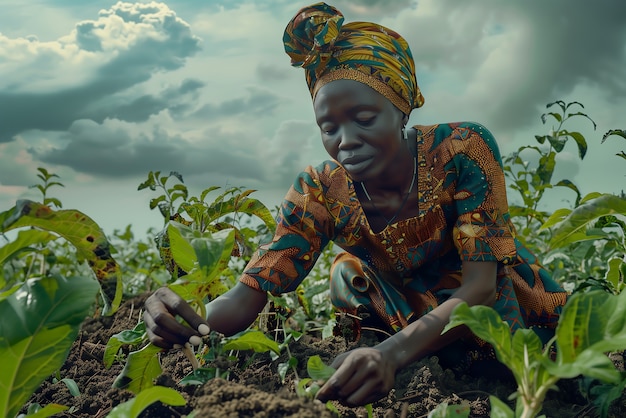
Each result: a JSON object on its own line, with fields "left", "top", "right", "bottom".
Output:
{"left": 23, "top": 293, "right": 626, "bottom": 418}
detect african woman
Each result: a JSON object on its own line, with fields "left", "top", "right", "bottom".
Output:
{"left": 144, "top": 2, "right": 568, "bottom": 406}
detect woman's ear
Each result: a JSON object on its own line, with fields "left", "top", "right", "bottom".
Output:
{"left": 402, "top": 114, "right": 409, "bottom": 126}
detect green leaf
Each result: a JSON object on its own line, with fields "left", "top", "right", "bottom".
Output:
{"left": 179, "top": 368, "right": 219, "bottom": 386}
{"left": 445, "top": 303, "right": 512, "bottom": 365}
{"left": 112, "top": 343, "right": 162, "bottom": 394}
{"left": 222, "top": 330, "right": 280, "bottom": 355}
{"left": 606, "top": 258, "right": 624, "bottom": 293}
{"left": 0, "top": 229, "right": 58, "bottom": 266}
{"left": 104, "top": 322, "right": 147, "bottom": 368}
{"left": 489, "top": 396, "right": 515, "bottom": 418}
{"left": 563, "top": 131, "right": 588, "bottom": 159}
{"left": 549, "top": 194, "right": 626, "bottom": 249}
{"left": 21, "top": 403, "right": 69, "bottom": 418}
{"left": 166, "top": 222, "right": 197, "bottom": 273}
{"left": 602, "top": 129, "right": 626, "bottom": 143}
{"left": 540, "top": 208, "right": 572, "bottom": 230}
{"left": 105, "top": 386, "right": 185, "bottom": 418}
{"left": 543, "top": 349, "right": 620, "bottom": 383}
{"left": 0, "top": 275, "right": 99, "bottom": 418}
{"left": 427, "top": 401, "right": 470, "bottom": 418}
{"left": 58, "top": 378, "right": 80, "bottom": 397}
{"left": 0, "top": 200, "right": 123, "bottom": 315}
{"left": 306, "top": 355, "right": 336, "bottom": 381}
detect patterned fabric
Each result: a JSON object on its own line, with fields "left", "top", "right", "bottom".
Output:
{"left": 240, "top": 122, "right": 568, "bottom": 337}
{"left": 283, "top": 2, "right": 424, "bottom": 114}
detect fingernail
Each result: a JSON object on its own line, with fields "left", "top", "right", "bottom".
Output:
{"left": 198, "top": 324, "right": 210, "bottom": 335}
{"left": 173, "top": 344, "right": 182, "bottom": 349}
{"left": 189, "top": 335, "right": 202, "bottom": 346}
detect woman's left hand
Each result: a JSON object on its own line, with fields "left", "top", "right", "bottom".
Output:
{"left": 316, "top": 347, "right": 397, "bottom": 406}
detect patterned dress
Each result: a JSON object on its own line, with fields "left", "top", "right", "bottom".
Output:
{"left": 240, "top": 122, "right": 568, "bottom": 345}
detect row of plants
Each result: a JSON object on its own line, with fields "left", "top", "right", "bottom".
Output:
{"left": 0, "top": 101, "right": 625, "bottom": 417}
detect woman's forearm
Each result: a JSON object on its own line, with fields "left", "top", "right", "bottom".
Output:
{"left": 376, "top": 261, "right": 497, "bottom": 369}
{"left": 205, "top": 282, "right": 268, "bottom": 336}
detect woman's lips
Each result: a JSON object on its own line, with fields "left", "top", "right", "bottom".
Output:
{"left": 340, "top": 155, "right": 373, "bottom": 173}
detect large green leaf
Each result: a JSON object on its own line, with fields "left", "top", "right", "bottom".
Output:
{"left": 222, "top": 330, "right": 280, "bottom": 355}
{"left": 0, "top": 200, "right": 123, "bottom": 315}
{"left": 0, "top": 275, "right": 99, "bottom": 418}
{"left": 105, "top": 386, "right": 185, "bottom": 418}
{"left": 112, "top": 343, "right": 162, "bottom": 394}
{"left": 0, "top": 229, "right": 58, "bottom": 266}
{"left": 548, "top": 194, "right": 626, "bottom": 249}
{"left": 445, "top": 303, "right": 512, "bottom": 366}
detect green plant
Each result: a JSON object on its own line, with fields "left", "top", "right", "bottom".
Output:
{"left": 108, "top": 172, "right": 278, "bottom": 393}
{"left": 503, "top": 100, "right": 595, "bottom": 252}
{"left": 0, "top": 275, "right": 99, "bottom": 418}
{"left": 29, "top": 167, "right": 64, "bottom": 209}
{"left": 444, "top": 290, "right": 626, "bottom": 418}
{"left": 0, "top": 200, "right": 123, "bottom": 314}
{"left": 105, "top": 386, "right": 186, "bottom": 418}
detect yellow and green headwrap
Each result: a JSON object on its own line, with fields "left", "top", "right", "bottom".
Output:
{"left": 283, "top": 2, "right": 424, "bottom": 114}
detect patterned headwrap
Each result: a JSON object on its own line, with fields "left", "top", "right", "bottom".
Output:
{"left": 283, "top": 2, "right": 424, "bottom": 114}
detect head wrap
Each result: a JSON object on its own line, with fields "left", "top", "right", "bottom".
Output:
{"left": 283, "top": 2, "right": 424, "bottom": 114}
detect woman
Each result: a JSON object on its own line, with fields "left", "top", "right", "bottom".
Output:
{"left": 144, "top": 2, "right": 568, "bottom": 407}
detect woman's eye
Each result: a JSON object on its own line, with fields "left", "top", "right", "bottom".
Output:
{"left": 321, "top": 125, "right": 337, "bottom": 135}
{"left": 356, "top": 116, "right": 375, "bottom": 126}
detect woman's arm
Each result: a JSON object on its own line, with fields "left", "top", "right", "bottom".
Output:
{"left": 144, "top": 282, "right": 268, "bottom": 349}
{"left": 316, "top": 260, "right": 497, "bottom": 406}
{"left": 379, "top": 260, "right": 497, "bottom": 368}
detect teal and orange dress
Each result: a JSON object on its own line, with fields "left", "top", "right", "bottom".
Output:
{"left": 240, "top": 122, "right": 568, "bottom": 349}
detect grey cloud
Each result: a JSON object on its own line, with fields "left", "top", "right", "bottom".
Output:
{"left": 0, "top": 2, "right": 201, "bottom": 142}
{"left": 30, "top": 120, "right": 265, "bottom": 182}
{"left": 401, "top": 0, "right": 626, "bottom": 132}
{"left": 256, "top": 63, "right": 291, "bottom": 82}
{"left": 192, "top": 87, "right": 282, "bottom": 120}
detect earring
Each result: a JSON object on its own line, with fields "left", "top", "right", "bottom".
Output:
{"left": 402, "top": 125, "right": 408, "bottom": 141}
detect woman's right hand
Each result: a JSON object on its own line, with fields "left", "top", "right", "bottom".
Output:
{"left": 143, "top": 287, "right": 210, "bottom": 349}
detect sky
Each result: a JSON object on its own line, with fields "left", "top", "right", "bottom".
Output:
{"left": 1, "top": 0, "right": 625, "bottom": 239}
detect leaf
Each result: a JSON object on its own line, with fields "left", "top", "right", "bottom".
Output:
{"left": 564, "top": 131, "right": 588, "bottom": 159}
{"left": 0, "top": 229, "right": 58, "bottom": 266}
{"left": 602, "top": 129, "right": 626, "bottom": 143}
{"left": 0, "top": 200, "right": 123, "bottom": 315}
{"left": 489, "top": 396, "right": 515, "bottom": 418}
{"left": 222, "top": 330, "right": 280, "bottom": 355}
{"left": 105, "top": 386, "right": 185, "bottom": 418}
{"left": 21, "top": 403, "right": 69, "bottom": 418}
{"left": 444, "top": 303, "right": 512, "bottom": 366}
{"left": 0, "top": 275, "right": 99, "bottom": 418}
{"left": 549, "top": 194, "right": 626, "bottom": 249}
{"left": 166, "top": 221, "right": 197, "bottom": 273}
{"left": 58, "top": 378, "right": 81, "bottom": 397}
{"left": 112, "top": 343, "right": 162, "bottom": 394}
{"left": 556, "top": 290, "right": 626, "bottom": 367}
{"left": 307, "top": 355, "right": 336, "bottom": 381}
{"left": 104, "top": 322, "right": 147, "bottom": 368}
{"left": 428, "top": 401, "right": 470, "bottom": 418}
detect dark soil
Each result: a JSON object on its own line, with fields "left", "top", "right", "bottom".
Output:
{"left": 23, "top": 294, "right": 626, "bottom": 417}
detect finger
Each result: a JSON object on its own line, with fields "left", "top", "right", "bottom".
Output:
{"left": 143, "top": 309, "right": 189, "bottom": 348}
{"left": 344, "top": 379, "right": 385, "bottom": 407}
{"left": 154, "top": 287, "right": 209, "bottom": 333}
{"left": 317, "top": 361, "right": 356, "bottom": 402}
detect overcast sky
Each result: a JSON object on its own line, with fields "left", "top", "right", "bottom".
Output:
{"left": 1, "top": 0, "right": 625, "bottom": 238}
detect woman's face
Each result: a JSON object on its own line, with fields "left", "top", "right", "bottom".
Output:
{"left": 313, "top": 79, "right": 406, "bottom": 182}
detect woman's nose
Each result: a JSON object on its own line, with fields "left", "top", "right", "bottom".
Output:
{"left": 338, "top": 125, "right": 361, "bottom": 150}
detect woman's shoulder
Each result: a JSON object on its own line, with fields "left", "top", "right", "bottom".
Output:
{"left": 416, "top": 122, "right": 500, "bottom": 154}
{"left": 291, "top": 159, "right": 350, "bottom": 194}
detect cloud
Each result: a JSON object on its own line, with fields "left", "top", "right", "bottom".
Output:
{"left": 28, "top": 118, "right": 266, "bottom": 182}
{"left": 0, "top": 1, "right": 201, "bottom": 142}
{"left": 393, "top": 0, "right": 626, "bottom": 133}
{"left": 191, "top": 86, "right": 283, "bottom": 120}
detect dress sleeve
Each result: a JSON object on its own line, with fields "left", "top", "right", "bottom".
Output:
{"left": 447, "top": 122, "right": 516, "bottom": 264}
{"left": 239, "top": 164, "right": 335, "bottom": 294}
